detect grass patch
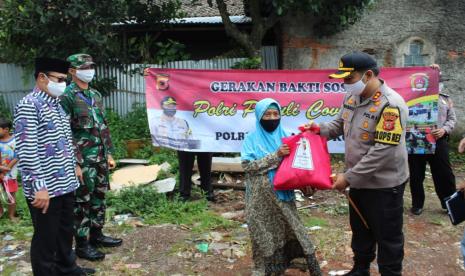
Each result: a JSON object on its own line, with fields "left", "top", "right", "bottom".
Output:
{"left": 428, "top": 215, "right": 447, "bottom": 226}
{"left": 311, "top": 224, "right": 349, "bottom": 260}
{"left": 107, "top": 185, "right": 238, "bottom": 233}
{"left": 0, "top": 187, "right": 33, "bottom": 237}
{"left": 322, "top": 202, "right": 349, "bottom": 216}
{"left": 301, "top": 216, "right": 329, "bottom": 228}
{"left": 1, "top": 263, "right": 17, "bottom": 275}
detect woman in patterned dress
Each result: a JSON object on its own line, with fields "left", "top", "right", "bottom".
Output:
{"left": 241, "top": 98, "right": 321, "bottom": 276}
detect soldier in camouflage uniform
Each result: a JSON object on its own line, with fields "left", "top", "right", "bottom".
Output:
{"left": 60, "top": 53, "right": 122, "bottom": 262}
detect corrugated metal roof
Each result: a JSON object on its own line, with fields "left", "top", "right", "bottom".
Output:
{"left": 176, "top": 0, "right": 245, "bottom": 17}
{"left": 113, "top": 15, "right": 251, "bottom": 26}
{"left": 170, "top": 15, "right": 251, "bottom": 24}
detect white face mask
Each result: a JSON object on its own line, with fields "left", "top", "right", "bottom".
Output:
{"left": 76, "top": 69, "right": 95, "bottom": 83}
{"left": 344, "top": 73, "right": 367, "bottom": 96}
{"left": 45, "top": 76, "right": 67, "bottom": 97}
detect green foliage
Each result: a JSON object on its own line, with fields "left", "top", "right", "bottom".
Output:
{"left": 0, "top": 0, "right": 184, "bottom": 66}
{"left": 123, "top": 104, "right": 152, "bottom": 139}
{"left": 231, "top": 57, "right": 262, "bottom": 69}
{"left": 149, "top": 148, "right": 179, "bottom": 173}
{"left": 107, "top": 185, "right": 236, "bottom": 232}
{"left": 154, "top": 39, "right": 190, "bottom": 65}
{"left": 0, "top": 95, "right": 12, "bottom": 120}
{"left": 447, "top": 134, "right": 465, "bottom": 164}
{"left": 105, "top": 109, "right": 129, "bottom": 159}
{"left": 91, "top": 76, "right": 117, "bottom": 97}
{"left": 105, "top": 103, "right": 152, "bottom": 160}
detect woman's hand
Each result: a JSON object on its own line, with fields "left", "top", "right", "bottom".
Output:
{"left": 301, "top": 187, "right": 316, "bottom": 197}
{"left": 277, "top": 144, "right": 290, "bottom": 157}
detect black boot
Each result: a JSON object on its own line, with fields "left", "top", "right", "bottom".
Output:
{"left": 75, "top": 237, "right": 105, "bottom": 261}
{"left": 306, "top": 253, "right": 322, "bottom": 276}
{"left": 206, "top": 192, "right": 216, "bottom": 202}
{"left": 89, "top": 229, "right": 123, "bottom": 248}
{"left": 343, "top": 263, "right": 370, "bottom": 276}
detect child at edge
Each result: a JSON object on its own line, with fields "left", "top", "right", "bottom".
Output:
{"left": 0, "top": 117, "right": 19, "bottom": 220}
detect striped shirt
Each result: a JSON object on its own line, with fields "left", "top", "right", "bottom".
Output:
{"left": 14, "top": 88, "right": 80, "bottom": 200}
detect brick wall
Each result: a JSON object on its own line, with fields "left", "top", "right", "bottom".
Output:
{"left": 280, "top": 0, "right": 465, "bottom": 134}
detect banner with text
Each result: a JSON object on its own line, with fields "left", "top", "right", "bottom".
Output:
{"left": 145, "top": 67, "right": 439, "bottom": 153}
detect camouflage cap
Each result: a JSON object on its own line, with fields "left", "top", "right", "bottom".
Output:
{"left": 67, "top": 53, "right": 95, "bottom": 68}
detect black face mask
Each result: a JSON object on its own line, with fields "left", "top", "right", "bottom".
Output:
{"left": 163, "top": 109, "right": 176, "bottom": 117}
{"left": 260, "top": 118, "right": 280, "bottom": 132}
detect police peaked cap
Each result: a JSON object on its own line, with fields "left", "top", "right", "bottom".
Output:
{"left": 160, "top": 96, "right": 177, "bottom": 106}
{"left": 35, "top": 57, "right": 70, "bottom": 76}
{"left": 329, "top": 52, "right": 378, "bottom": 79}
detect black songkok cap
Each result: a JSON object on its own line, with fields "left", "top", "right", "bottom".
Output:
{"left": 34, "top": 57, "right": 70, "bottom": 76}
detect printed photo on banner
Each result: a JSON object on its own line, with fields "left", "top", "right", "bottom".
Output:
{"left": 405, "top": 72, "right": 439, "bottom": 154}
{"left": 145, "top": 67, "right": 439, "bottom": 153}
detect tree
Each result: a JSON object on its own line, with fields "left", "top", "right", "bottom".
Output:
{"left": 207, "top": 0, "right": 372, "bottom": 61}
{"left": 0, "top": 0, "right": 184, "bottom": 67}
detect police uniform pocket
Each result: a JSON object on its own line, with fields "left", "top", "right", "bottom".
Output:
{"left": 342, "top": 109, "right": 354, "bottom": 137}
{"left": 357, "top": 119, "right": 376, "bottom": 144}
{"left": 342, "top": 109, "right": 354, "bottom": 122}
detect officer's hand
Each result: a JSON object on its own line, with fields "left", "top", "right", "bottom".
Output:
{"left": 458, "top": 138, "right": 465, "bottom": 153}
{"left": 0, "top": 165, "right": 11, "bottom": 172}
{"left": 277, "top": 144, "right": 290, "bottom": 157}
{"left": 298, "top": 121, "right": 320, "bottom": 134}
{"left": 108, "top": 155, "right": 117, "bottom": 170}
{"left": 32, "top": 190, "right": 50, "bottom": 214}
{"left": 332, "top": 173, "right": 349, "bottom": 192}
{"left": 430, "top": 64, "right": 440, "bottom": 70}
{"left": 432, "top": 128, "right": 446, "bottom": 139}
{"left": 75, "top": 165, "right": 84, "bottom": 184}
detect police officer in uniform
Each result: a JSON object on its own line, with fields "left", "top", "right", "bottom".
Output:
{"left": 306, "top": 52, "right": 409, "bottom": 276}
{"left": 150, "top": 97, "right": 215, "bottom": 202}
{"left": 408, "top": 65, "right": 457, "bottom": 215}
{"left": 150, "top": 96, "right": 192, "bottom": 149}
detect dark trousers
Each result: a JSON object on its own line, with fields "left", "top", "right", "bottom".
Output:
{"left": 408, "top": 137, "right": 456, "bottom": 209}
{"left": 28, "top": 192, "right": 79, "bottom": 276}
{"left": 350, "top": 184, "right": 405, "bottom": 276}
{"left": 177, "top": 151, "right": 213, "bottom": 199}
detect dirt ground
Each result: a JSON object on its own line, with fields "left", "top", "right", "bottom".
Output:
{"left": 3, "top": 168, "right": 465, "bottom": 276}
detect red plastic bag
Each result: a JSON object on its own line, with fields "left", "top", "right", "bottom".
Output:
{"left": 274, "top": 131, "right": 332, "bottom": 190}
